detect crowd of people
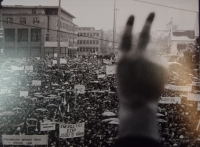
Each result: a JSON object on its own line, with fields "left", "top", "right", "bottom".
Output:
{"left": 0, "top": 54, "right": 199, "bottom": 146}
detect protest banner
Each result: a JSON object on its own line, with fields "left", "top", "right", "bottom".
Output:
{"left": 2, "top": 135, "right": 48, "bottom": 146}
{"left": 32, "top": 80, "right": 41, "bottom": 86}
{"left": 60, "top": 59, "right": 67, "bottom": 64}
{"left": 74, "top": 85, "right": 85, "bottom": 94}
{"left": 25, "top": 66, "right": 33, "bottom": 71}
{"left": 158, "top": 97, "right": 181, "bottom": 104}
{"left": 165, "top": 84, "right": 192, "bottom": 92}
{"left": 197, "top": 102, "right": 200, "bottom": 111}
{"left": 0, "top": 89, "right": 11, "bottom": 94}
{"left": 106, "top": 65, "right": 116, "bottom": 75}
{"left": 103, "top": 59, "right": 111, "bottom": 64}
{"left": 40, "top": 122, "right": 56, "bottom": 131}
{"left": 187, "top": 93, "right": 200, "bottom": 101}
{"left": 98, "top": 74, "right": 105, "bottom": 78}
{"left": 20, "top": 91, "right": 28, "bottom": 97}
{"left": 59, "top": 123, "right": 85, "bottom": 138}
{"left": 11, "top": 66, "right": 24, "bottom": 71}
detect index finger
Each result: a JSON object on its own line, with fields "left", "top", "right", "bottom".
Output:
{"left": 137, "top": 13, "right": 155, "bottom": 51}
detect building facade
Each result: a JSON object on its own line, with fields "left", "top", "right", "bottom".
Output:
{"left": 77, "top": 27, "right": 103, "bottom": 55}
{"left": 0, "top": 5, "right": 77, "bottom": 58}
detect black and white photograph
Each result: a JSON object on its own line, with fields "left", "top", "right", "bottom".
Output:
{"left": 0, "top": 0, "right": 199, "bottom": 146}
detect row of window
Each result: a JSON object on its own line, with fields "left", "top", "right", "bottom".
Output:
{"left": 77, "top": 47, "right": 99, "bottom": 53}
{"left": 78, "top": 32, "right": 100, "bottom": 37}
{"left": 5, "top": 29, "right": 41, "bottom": 42}
{"left": 78, "top": 40, "right": 99, "bottom": 44}
{"left": 58, "top": 20, "right": 74, "bottom": 31}
{"left": 7, "top": 17, "right": 40, "bottom": 25}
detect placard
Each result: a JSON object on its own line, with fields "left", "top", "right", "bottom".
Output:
{"left": 0, "top": 89, "right": 11, "bottom": 94}
{"left": 20, "top": 91, "right": 28, "bottom": 97}
{"left": 11, "top": 66, "right": 24, "bottom": 71}
{"left": 32, "top": 80, "right": 41, "bottom": 86}
{"left": 60, "top": 59, "right": 67, "bottom": 64}
{"left": 59, "top": 123, "right": 85, "bottom": 138}
{"left": 2, "top": 135, "right": 48, "bottom": 145}
{"left": 159, "top": 97, "right": 181, "bottom": 104}
{"left": 165, "top": 84, "right": 192, "bottom": 92}
{"left": 197, "top": 102, "right": 200, "bottom": 111}
{"left": 74, "top": 85, "right": 85, "bottom": 94}
{"left": 188, "top": 93, "right": 200, "bottom": 101}
{"left": 106, "top": 65, "right": 116, "bottom": 75}
{"left": 98, "top": 74, "right": 105, "bottom": 78}
{"left": 40, "top": 122, "right": 55, "bottom": 131}
{"left": 25, "top": 66, "right": 33, "bottom": 71}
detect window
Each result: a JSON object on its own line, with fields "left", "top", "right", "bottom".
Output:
{"left": 87, "top": 40, "right": 89, "bottom": 44}
{"left": 87, "top": 33, "right": 89, "bottom": 36}
{"left": 96, "top": 40, "right": 99, "bottom": 44}
{"left": 7, "top": 18, "right": 13, "bottom": 24}
{"left": 80, "top": 33, "right": 82, "bottom": 36}
{"left": 20, "top": 18, "right": 26, "bottom": 24}
{"left": 33, "top": 18, "right": 39, "bottom": 24}
{"left": 83, "top": 40, "right": 85, "bottom": 44}
{"left": 32, "top": 9, "right": 36, "bottom": 14}
{"left": 5, "top": 29, "right": 15, "bottom": 42}
{"left": 31, "top": 29, "right": 41, "bottom": 42}
{"left": 93, "top": 40, "right": 95, "bottom": 44}
{"left": 90, "top": 40, "right": 92, "bottom": 44}
{"left": 18, "top": 29, "right": 28, "bottom": 42}
{"left": 80, "top": 48, "right": 82, "bottom": 52}
{"left": 83, "top": 33, "right": 86, "bottom": 36}
{"left": 80, "top": 40, "right": 82, "bottom": 44}
{"left": 97, "top": 33, "right": 99, "bottom": 36}
{"left": 83, "top": 47, "right": 85, "bottom": 52}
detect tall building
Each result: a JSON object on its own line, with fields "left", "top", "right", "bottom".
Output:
{"left": 0, "top": 5, "right": 78, "bottom": 58}
{"left": 77, "top": 27, "right": 103, "bottom": 55}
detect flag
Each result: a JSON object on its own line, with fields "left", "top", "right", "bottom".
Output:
{"left": 196, "top": 119, "right": 200, "bottom": 131}
{"left": 67, "top": 103, "right": 70, "bottom": 112}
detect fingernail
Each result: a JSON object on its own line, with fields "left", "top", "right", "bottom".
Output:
{"left": 127, "top": 15, "right": 134, "bottom": 26}
{"left": 147, "top": 13, "right": 155, "bottom": 22}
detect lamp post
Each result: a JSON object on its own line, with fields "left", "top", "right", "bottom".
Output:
{"left": 57, "top": 0, "right": 61, "bottom": 67}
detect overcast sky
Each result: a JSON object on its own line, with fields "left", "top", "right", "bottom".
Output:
{"left": 3, "top": 0, "right": 199, "bottom": 32}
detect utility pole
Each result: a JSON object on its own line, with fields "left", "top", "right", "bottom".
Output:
{"left": 57, "top": 0, "right": 61, "bottom": 67}
{"left": 112, "top": 0, "right": 116, "bottom": 54}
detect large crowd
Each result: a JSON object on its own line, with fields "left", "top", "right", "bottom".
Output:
{"left": 0, "top": 54, "right": 199, "bottom": 147}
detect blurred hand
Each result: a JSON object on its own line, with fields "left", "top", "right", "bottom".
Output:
{"left": 116, "top": 13, "right": 168, "bottom": 140}
{"left": 117, "top": 13, "right": 167, "bottom": 106}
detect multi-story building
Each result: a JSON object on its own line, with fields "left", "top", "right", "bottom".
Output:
{"left": 0, "top": 5, "right": 78, "bottom": 58}
{"left": 77, "top": 27, "right": 103, "bottom": 55}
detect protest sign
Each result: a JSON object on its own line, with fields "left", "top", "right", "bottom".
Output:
{"left": 158, "top": 97, "right": 181, "bottom": 104}
{"left": 40, "top": 122, "right": 55, "bottom": 131}
{"left": 53, "top": 60, "right": 57, "bottom": 64}
{"left": 2, "top": 135, "right": 48, "bottom": 146}
{"left": 59, "top": 123, "right": 85, "bottom": 138}
{"left": 60, "top": 59, "right": 67, "bottom": 64}
{"left": 20, "top": 91, "right": 28, "bottom": 97}
{"left": 25, "top": 66, "right": 33, "bottom": 71}
{"left": 188, "top": 93, "right": 200, "bottom": 101}
{"left": 0, "top": 89, "right": 11, "bottom": 95}
{"left": 103, "top": 59, "right": 111, "bottom": 64}
{"left": 165, "top": 84, "right": 192, "bottom": 92}
{"left": 32, "top": 80, "right": 41, "bottom": 86}
{"left": 98, "top": 74, "right": 105, "bottom": 78}
{"left": 11, "top": 66, "right": 24, "bottom": 71}
{"left": 74, "top": 85, "right": 85, "bottom": 94}
{"left": 197, "top": 102, "right": 200, "bottom": 111}
{"left": 106, "top": 65, "right": 116, "bottom": 75}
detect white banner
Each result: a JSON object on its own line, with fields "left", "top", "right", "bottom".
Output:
{"left": 197, "top": 102, "right": 200, "bottom": 111}
{"left": 60, "top": 59, "right": 67, "bottom": 64}
{"left": 103, "top": 59, "right": 111, "bottom": 64}
{"left": 188, "top": 93, "right": 200, "bottom": 101}
{"left": 32, "top": 80, "right": 41, "bottom": 86}
{"left": 74, "top": 85, "right": 85, "bottom": 94}
{"left": 11, "top": 66, "right": 24, "bottom": 71}
{"left": 40, "top": 122, "right": 55, "bottom": 131}
{"left": 165, "top": 84, "right": 192, "bottom": 92}
{"left": 20, "top": 91, "right": 28, "bottom": 97}
{"left": 106, "top": 65, "right": 116, "bottom": 75}
{"left": 25, "top": 66, "right": 33, "bottom": 71}
{"left": 98, "top": 74, "right": 105, "bottom": 78}
{"left": 2, "top": 135, "right": 48, "bottom": 145}
{"left": 53, "top": 60, "right": 57, "bottom": 64}
{"left": 0, "top": 89, "right": 11, "bottom": 94}
{"left": 159, "top": 97, "right": 181, "bottom": 104}
{"left": 59, "top": 123, "right": 85, "bottom": 138}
